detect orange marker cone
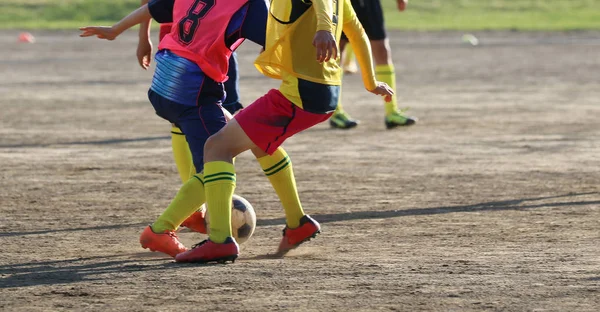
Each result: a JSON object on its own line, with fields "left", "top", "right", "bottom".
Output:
{"left": 18, "top": 32, "right": 35, "bottom": 43}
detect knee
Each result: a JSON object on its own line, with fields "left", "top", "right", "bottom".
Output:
{"left": 204, "top": 133, "right": 223, "bottom": 155}
{"left": 204, "top": 131, "right": 233, "bottom": 160}
{"left": 371, "top": 40, "right": 392, "bottom": 65}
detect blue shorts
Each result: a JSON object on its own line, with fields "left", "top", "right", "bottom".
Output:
{"left": 148, "top": 90, "right": 226, "bottom": 173}
{"left": 149, "top": 50, "right": 227, "bottom": 173}
{"left": 151, "top": 49, "right": 225, "bottom": 106}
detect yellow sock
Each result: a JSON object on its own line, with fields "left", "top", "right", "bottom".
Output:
{"left": 375, "top": 64, "right": 398, "bottom": 115}
{"left": 151, "top": 173, "right": 206, "bottom": 232}
{"left": 334, "top": 74, "right": 344, "bottom": 114}
{"left": 171, "top": 126, "right": 196, "bottom": 183}
{"left": 258, "top": 147, "right": 305, "bottom": 228}
{"left": 204, "top": 161, "right": 235, "bottom": 243}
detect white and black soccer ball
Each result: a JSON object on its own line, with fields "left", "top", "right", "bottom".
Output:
{"left": 204, "top": 194, "right": 256, "bottom": 244}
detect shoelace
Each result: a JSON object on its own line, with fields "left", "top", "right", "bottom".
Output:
{"left": 191, "top": 240, "right": 208, "bottom": 249}
{"left": 166, "top": 231, "right": 179, "bottom": 239}
{"left": 164, "top": 231, "right": 186, "bottom": 248}
{"left": 395, "top": 107, "right": 411, "bottom": 115}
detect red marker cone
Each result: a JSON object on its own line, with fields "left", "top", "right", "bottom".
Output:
{"left": 397, "top": 0, "right": 408, "bottom": 11}
{"left": 18, "top": 32, "right": 35, "bottom": 43}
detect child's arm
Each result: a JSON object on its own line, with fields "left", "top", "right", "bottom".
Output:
{"left": 240, "top": 0, "right": 269, "bottom": 48}
{"left": 341, "top": 0, "right": 393, "bottom": 101}
{"left": 311, "top": 0, "right": 338, "bottom": 63}
{"left": 80, "top": 0, "right": 173, "bottom": 41}
{"left": 80, "top": 5, "right": 152, "bottom": 40}
{"left": 137, "top": 0, "right": 153, "bottom": 69}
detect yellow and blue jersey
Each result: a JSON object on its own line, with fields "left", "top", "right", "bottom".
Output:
{"left": 255, "top": 0, "right": 377, "bottom": 114}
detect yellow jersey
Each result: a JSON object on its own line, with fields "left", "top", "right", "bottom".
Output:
{"left": 255, "top": 0, "right": 377, "bottom": 114}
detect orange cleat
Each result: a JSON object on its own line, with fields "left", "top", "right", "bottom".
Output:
{"left": 180, "top": 209, "right": 207, "bottom": 234}
{"left": 139, "top": 226, "right": 188, "bottom": 258}
{"left": 276, "top": 215, "right": 321, "bottom": 256}
{"left": 175, "top": 237, "right": 239, "bottom": 263}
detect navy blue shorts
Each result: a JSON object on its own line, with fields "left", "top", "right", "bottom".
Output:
{"left": 148, "top": 89, "right": 226, "bottom": 173}
{"left": 341, "top": 0, "right": 386, "bottom": 41}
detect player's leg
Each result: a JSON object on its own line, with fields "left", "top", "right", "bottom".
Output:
{"left": 175, "top": 118, "right": 253, "bottom": 263}
{"left": 170, "top": 125, "right": 195, "bottom": 183}
{"left": 342, "top": 43, "right": 358, "bottom": 74}
{"left": 141, "top": 80, "right": 227, "bottom": 257}
{"left": 330, "top": 38, "right": 360, "bottom": 129}
{"left": 231, "top": 89, "right": 328, "bottom": 254}
{"left": 253, "top": 145, "right": 320, "bottom": 255}
{"left": 370, "top": 38, "right": 416, "bottom": 128}
{"left": 222, "top": 52, "right": 244, "bottom": 115}
{"left": 179, "top": 106, "right": 234, "bottom": 233}
{"left": 151, "top": 102, "right": 227, "bottom": 230}
{"left": 255, "top": 147, "right": 305, "bottom": 228}
{"left": 160, "top": 23, "right": 197, "bottom": 182}
{"left": 366, "top": 0, "right": 416, "bottom": 128}
{"left": 176, "top": 89, "right": 329, "bottom": 262}
{"left": 140, "top": 92, "right": 195, "bottom": 257}
{"left": 159, "top": 22, "right": 197, "bottom": 183}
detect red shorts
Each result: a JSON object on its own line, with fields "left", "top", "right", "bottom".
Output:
{"left": 235, "top": 89, "right": 332, "bottom": 154}
{"left": 159, "top": 23, "right": 172, "bottom": 42}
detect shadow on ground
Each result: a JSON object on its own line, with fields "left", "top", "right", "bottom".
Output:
{"left": 0, "top": 254, "right": 176, "bottom": 288}
{"left": 0, "top": 194, "right": 597, "bottom": 288}
{"left": 0, "top": 136, "right": 170, "bottom": 148}
{"left": 2, "top": 192, "right": 596, "bottom": 238}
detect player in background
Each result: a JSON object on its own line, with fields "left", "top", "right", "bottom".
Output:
{"left": 341, "top": 1, "right": 407, "bottom": 74}
{"left": 329, "top": 0, "right": 417, "bottom": 129}
{"left": 80, "top": 0, "right": 268, "bottom": 258}
{"left": 136, "top": 0, "right": 244, "bottom": 184}
{"left": 174, "top": 0, "right": 394, "bottom": 264}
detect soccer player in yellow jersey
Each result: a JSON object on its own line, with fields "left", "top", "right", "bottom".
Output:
{"left": 330, "top": 0, "right": 417, "bottom": 129}
{"left": 175, "top": 0, "right": 395, "bottom": 263}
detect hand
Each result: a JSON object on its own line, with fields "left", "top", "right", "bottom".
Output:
{"left": 79, "top": 26, "right": 118, "bottom": 40}
{"left": 136, "top": 38, "right": 153, "bottom": 70}
{"left": 312, "top": 30, "right": 338, "bottom": 63}
{"left": 397, "top": 0, "right": 408, "bottom": 11}
{"left": 369, "top": 82, "right": 395, "bottom": 102}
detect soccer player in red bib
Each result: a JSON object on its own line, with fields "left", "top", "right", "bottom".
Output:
{"left": 174, "top": 0, "right": 395, "bottom": 263}
{"left": 135, "top": 0, "right": 247, "bottom": 185}
{"left": 80, "top": 0, "right": 268, "bottom": 258}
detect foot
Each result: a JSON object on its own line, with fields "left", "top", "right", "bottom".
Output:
{"left": 277, "top": 215, "right": 321, "bottom": 256}
{"left": 180, "top": 209, "right": 207, "bottom": 234}
{"left": 175, "top": 237, "right": 239, "bottom": 263}
{"left": 139, "top": 226, "right": 188, "bottom": 258}
{"left": 385, "top": 109, "right": 417, "bottom": 129}
{"left": 329, "top": 111, "right": 359, "bottom": 129}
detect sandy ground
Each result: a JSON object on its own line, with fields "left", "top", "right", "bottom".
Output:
{"left": 0, "top": 30, "right": 599, "bottom": 311}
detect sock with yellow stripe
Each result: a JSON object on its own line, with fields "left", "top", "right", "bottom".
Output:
{"left": 333, "top": 74, "right": 345, "bottom": 115}
{"left": 258, "top": 147, "right": 305, "bottom": 228}
{"left": 171, "top": 126, "right": 196, "bottom": 183}
{"left": 204, "top": 161, "right": 236, "bottom": 243}
{"left": 151, "top": 173, "right": 206, "bottom": 233}
{"left": 375, "top": 64, "right": 398, "bottom": 115}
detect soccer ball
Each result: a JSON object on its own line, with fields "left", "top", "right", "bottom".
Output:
{"left": 203, "top": 194, "right": 256, "bottom": 244}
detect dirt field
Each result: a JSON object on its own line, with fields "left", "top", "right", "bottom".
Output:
{"left": 1, "top": 30, "right": 599, "bottom": 311}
